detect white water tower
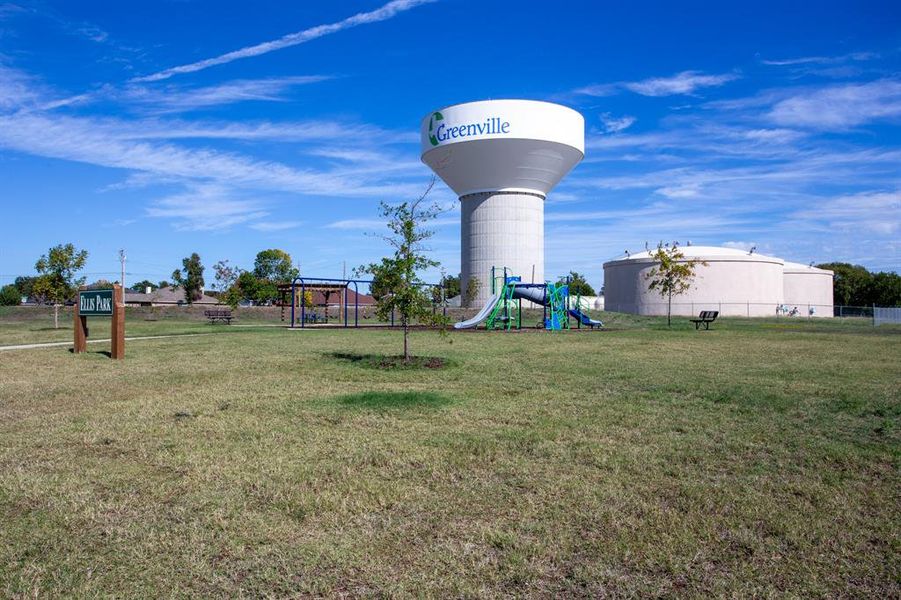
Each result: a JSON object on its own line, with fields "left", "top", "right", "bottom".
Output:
{"left": 420, "top": 99, "right": 584, "bottom": 304}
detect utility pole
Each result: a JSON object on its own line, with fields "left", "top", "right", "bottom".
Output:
{"left": 119, "top": 249, "right": 126, "bottom": 289}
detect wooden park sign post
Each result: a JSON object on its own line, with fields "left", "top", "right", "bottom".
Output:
{"left": 74, "top": 285, "right": 125, "bottom": 359}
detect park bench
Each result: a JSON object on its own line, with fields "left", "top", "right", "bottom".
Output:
{"left": 689, "top": 310, "right": 718, "bottom": 330}
{"left": 204, "top": 308, "right": 234, "bottom": 324}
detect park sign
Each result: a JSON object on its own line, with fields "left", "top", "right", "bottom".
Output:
{"left": 74, "top": 285, "right": 125, "bottom": 359}
{"left": 78, "top": 289, "right": 114, "bottom": 316}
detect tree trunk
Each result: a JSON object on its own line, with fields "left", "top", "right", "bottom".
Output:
{"left": 666, "top": 292, "right": 673, "bottom": 327}
{"left": 403, "top": 322, "right": 410, "bottom": 363}
{"left": 54, "top": 303, "right": 59, "bottom": 329}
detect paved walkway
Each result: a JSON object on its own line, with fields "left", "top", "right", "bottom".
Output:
{"left": 0, "top": 333, "right": 212, "bottom": 352}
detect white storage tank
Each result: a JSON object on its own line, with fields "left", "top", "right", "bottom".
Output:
{"left": 603, "top": 246, "right": 784, "bottom": 317}
{"left": 782, "top": 262, "right": 834, "bottom": 317}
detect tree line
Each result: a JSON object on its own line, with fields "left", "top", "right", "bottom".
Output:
{"left": 816, "top": 263, "right": 901, "bottom": 307}
{"left": 0, "top": 245, "right": 303, "bottom": 323}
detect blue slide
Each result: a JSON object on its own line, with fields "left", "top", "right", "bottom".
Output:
{"left": 569, "top": 308, "right": 603, "bottom": 328}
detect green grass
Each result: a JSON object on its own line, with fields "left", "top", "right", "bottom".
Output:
{"left": 0, "top": 316, "right": 898, "bottom": 596}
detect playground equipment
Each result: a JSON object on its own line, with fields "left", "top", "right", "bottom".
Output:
{"left": 454, "top": 267, "right": 603, "bottom": 331}
{"left": 286, "top": 277, "right": 447, "bottom": 328}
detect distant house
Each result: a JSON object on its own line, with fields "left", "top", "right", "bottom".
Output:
{"left": 275, "top": 283, "right": 376, "bottom": 308}
{"left": 124, "top": 287, "right": 219, "bottom": 307}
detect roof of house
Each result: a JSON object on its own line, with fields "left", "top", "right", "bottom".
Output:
{"left": 124, "top": 287, "right": 219, "bottom": 304}
{"left": 302, "top": 288, "right": 376, "bottom": 305}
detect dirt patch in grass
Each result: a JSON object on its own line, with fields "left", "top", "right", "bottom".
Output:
{"left": 335, "top": 391, "right": 453, "bottom": 410}
{"left": 328, "top": 352, "right": 452, "bottom": 370}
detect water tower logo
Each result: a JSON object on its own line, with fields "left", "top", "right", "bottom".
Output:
{"left": 428, "top": 111, "right": 444, "bottom": 146}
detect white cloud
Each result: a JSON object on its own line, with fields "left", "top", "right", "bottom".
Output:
{"left": 655, "top": 184, "right": 700, "bottom": 199}
{"left": 325, "top": 218, "right": 386, "bottom": 230}
{"left": 0, "top": 3, "right": 25, "bottom": 20}
{"left": 577, "top": 70, "right": 739, "bottom": 98}
{"left": 75, "top": 24, "right": 108, "bottom": 43}
{"left": 721, "top": 241, "right": 757, "bottom": 251}
{"left": 599, "top": 113, "right": 636, "bottom": 133}
{"left": 132, "top": 0, "right": 436, "bottom": 82}
{"left": 0, "top": 63, "right": 39, "bottom": 110}
{"left": 624, "top": 70, "right": 740, "bottom": 96}
{"left": 249, "top": 221, "right": 304, "bottom": 232}
{"left": 124, "top": 76, "right": 333, "bottom": 112}
{"left": 0, "top": 110, "right": 427, "bottom": 199}
{"left": 97, "top": 117, "right": 411, "bottom": 144}
{"left": 145, "top": 185, "right": 269, "bottom": 231}
{"left": 325, "top": 216, "right": 457, "bottom": 230}
{"left": 791, "top": 190, "right": 901, "bottom": 235}
{"left": 761, "top": 51, "right": 878, "bottom": 66}
{"left": 767, "top": 79, "right": 901, "bottom": 130}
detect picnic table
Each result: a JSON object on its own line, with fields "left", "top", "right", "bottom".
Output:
{"left": 204, "top": 308, "right": 234, "bottom": 324}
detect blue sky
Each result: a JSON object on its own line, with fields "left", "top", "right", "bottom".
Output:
{"left": 1, "top": 0, "right": 899, "bottom": 291}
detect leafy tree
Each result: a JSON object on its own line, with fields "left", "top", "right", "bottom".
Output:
{"left": 254, "top": 280, "right": 280, "bottom": 305}
{"left": 558, "top": 271, "right": 595, "bottom": 296}
{"left": 33, "top": 243, "right": 88, "bottom": 328}
{"left": 0, "top": 284, "right": 21, "bottom": 306}
{"left": 234, "top": 271, "right": 261, "bottom": 304}
{"left": 13, "top": 276, "right": 37, "bottom": 299}
{"left": 815, "top": 262, "right": 901, "bottom": 307}
{"left": 85, "top": 279, "right": 115, "bottom": 290}
{"left": 249, "top": 249, "right": 297, "bottom": 304}
{"left": 356, "top": 179, "right": 447, "bottom": 363}
{"left": 368, "top": 271, "right": 391, "bottom": 301}
{"left": 645, "top": 242, "right": 707, "bottom": 327}
{"left": 442, "top": 273, "right": 461, "bottom": 299}
{"left": 130, "top": 280, "right": 156, "bottom": 292}
{"left": 463, "top": 276, "right": 481, "bottom": 308}
{"left": 817, "top": 263, "right": 872, "bottom": 306}
{"left": 870, "top": 271, "right": 901, "bottom": 307}
{"left": 171, "top": 253, "right": 205, "bottom": 304}
{"left": 253, "top": 249, "right": 298, "bottom": 282}
{"left": 213, "top": 260, "right": 244, "bottom": 308}
{"left": 158, "top": 280, "right": 170, "bottom": 289}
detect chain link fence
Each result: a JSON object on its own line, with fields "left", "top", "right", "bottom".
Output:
{"left": 603, "top": 301, "right": 835, "bottom": 318}
{"left": 874, "top": 307, "right": 901, "bottom": 326}
{"left": 602, "top": 302, "right": 901, "bottom": 321}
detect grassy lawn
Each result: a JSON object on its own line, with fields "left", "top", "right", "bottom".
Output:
{"left": 0, "top": 317, "right": 898, "bottom": 596}
{"left": 0, "top": 306, "right": 280, "bottom": 346}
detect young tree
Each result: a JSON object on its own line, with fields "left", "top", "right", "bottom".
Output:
{"left": 463, "top": 276, "right": 481, "bottom": 308}
{"left": 558, "top": 271, "right": 595, "bottom": 296}
{"left": 356, "top": 179, "right": 447, "bottom": 363}
{"left": 0, "top": 284, "right": 21, "bottom": 306}
{"left": 171, "top": 253, "right": 205, "bottom": 304}
{"left": 213, "top": 260, "right": 243, "bottom": 308}
{"left": 645, "top": 242, "right": 707, "bottom": 327}
{"left": 33, "top": 243, "right": 88, "bottom": 328}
